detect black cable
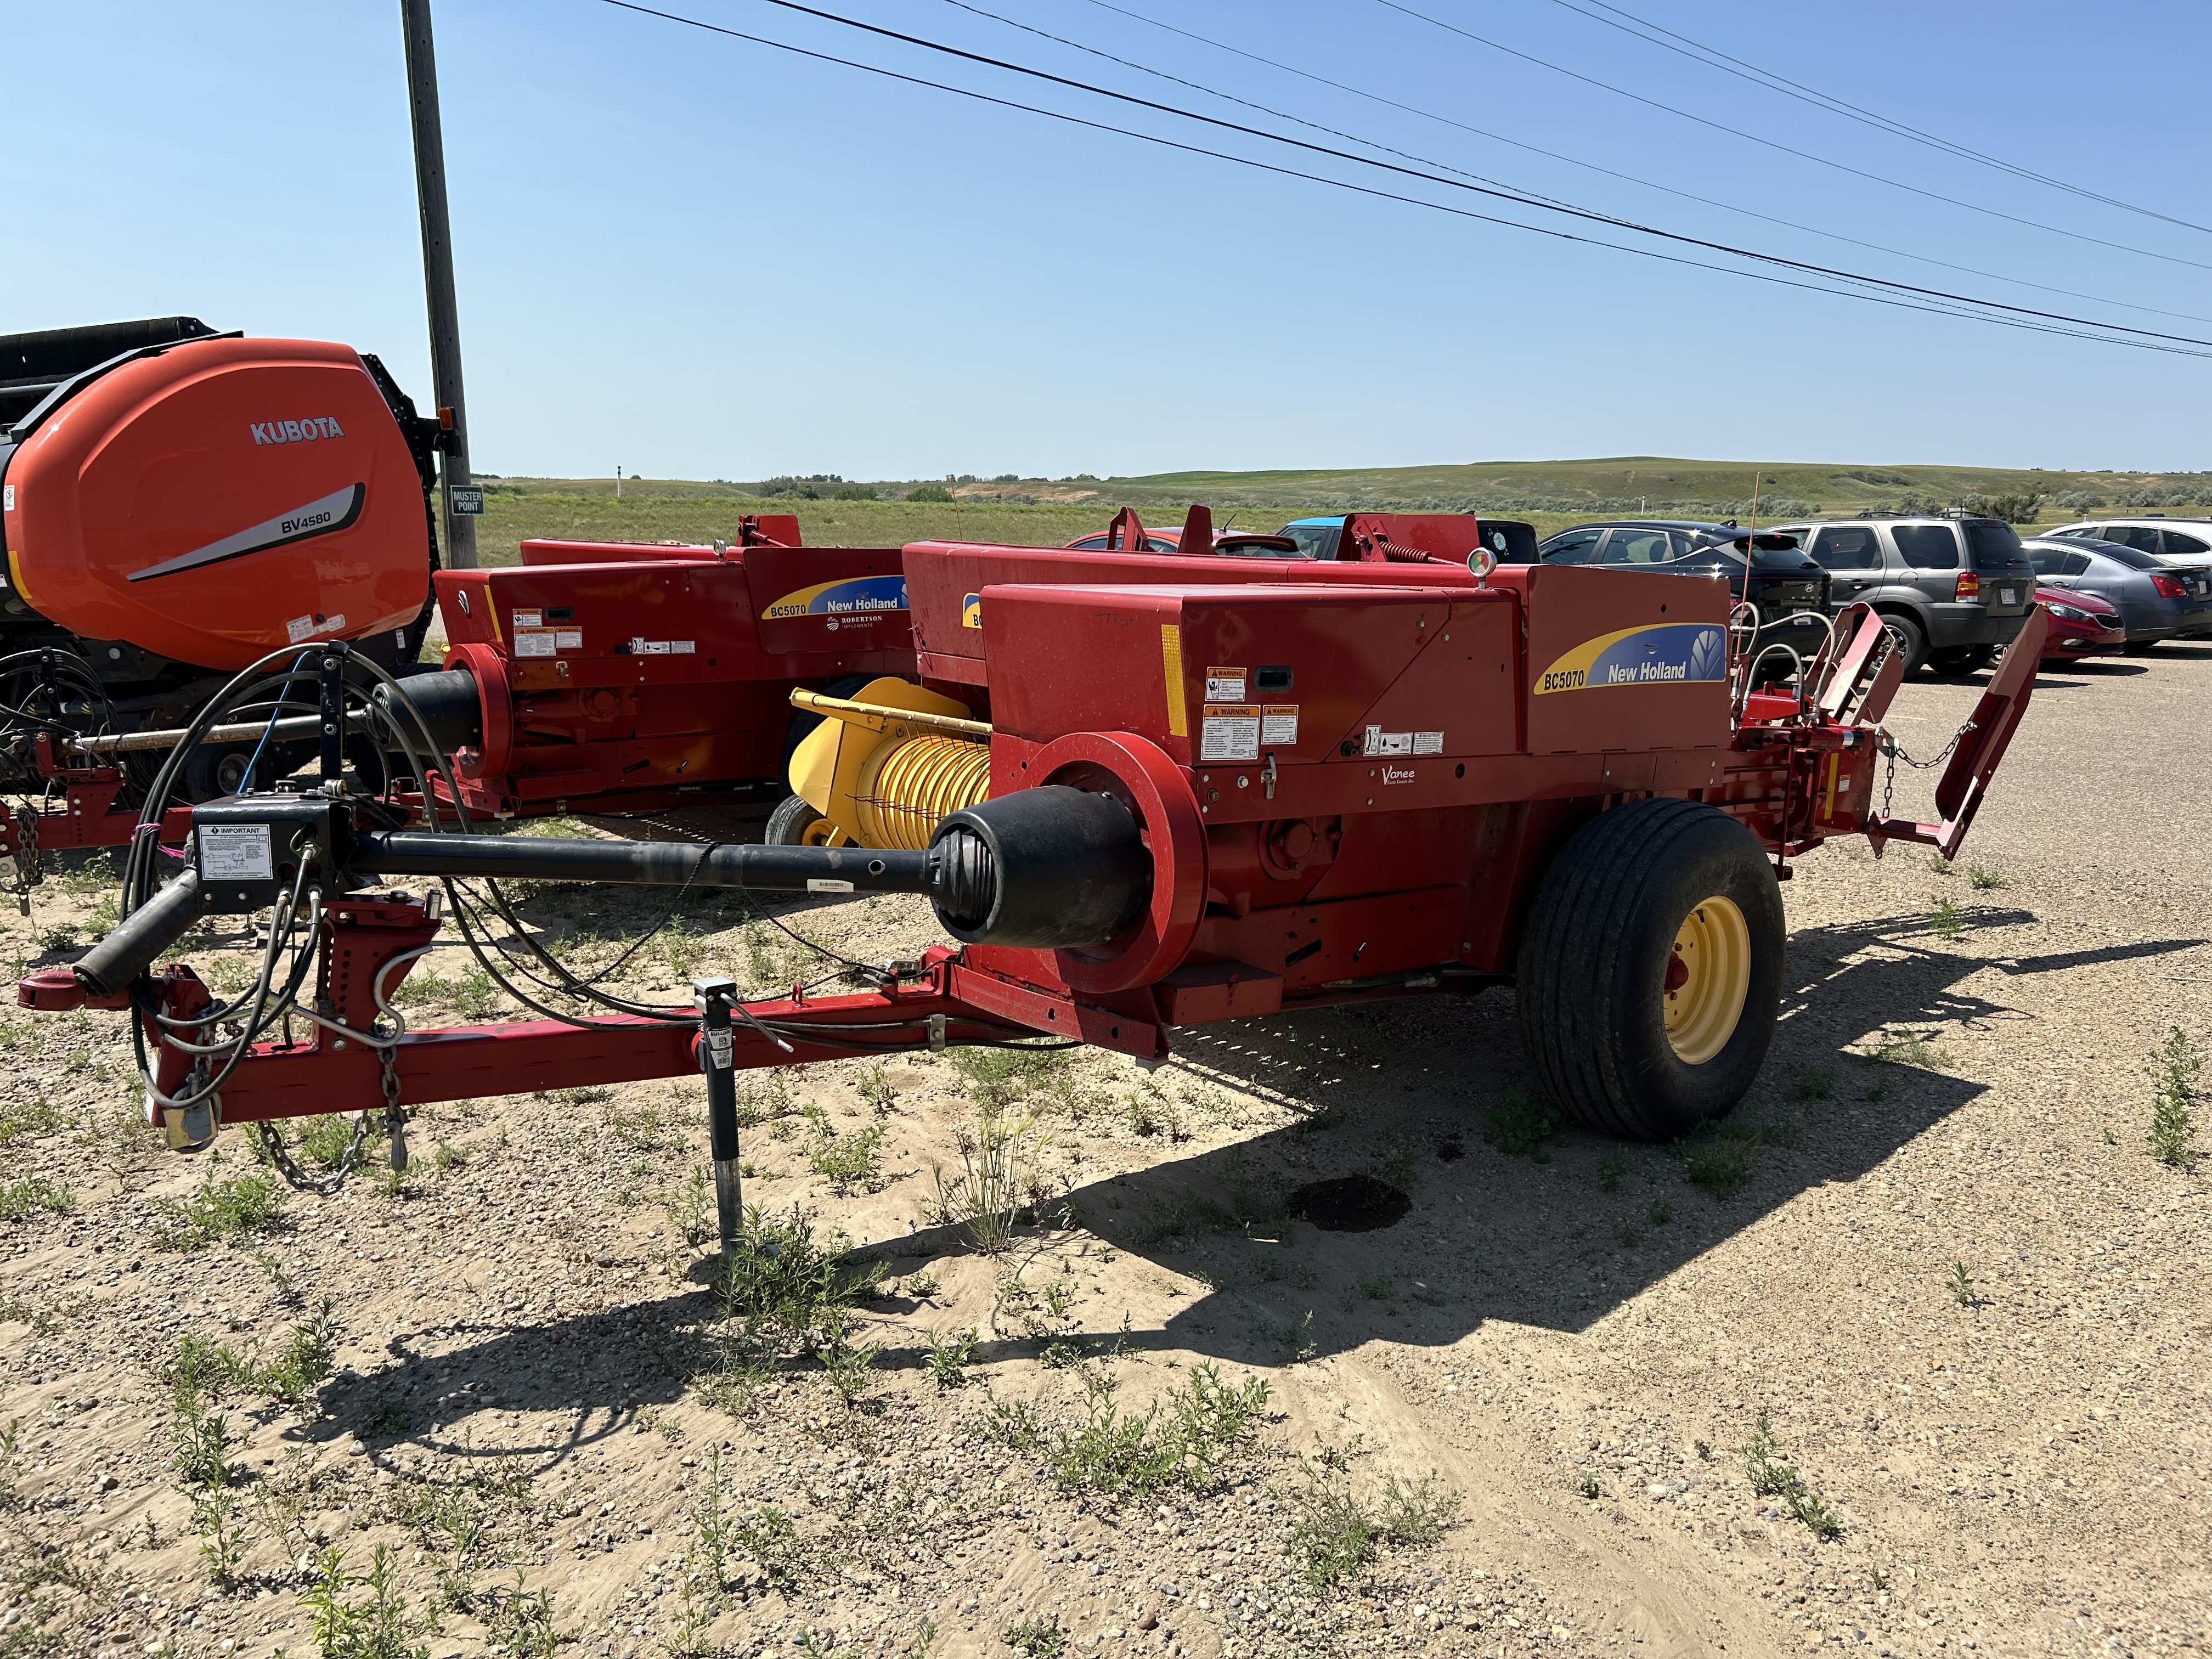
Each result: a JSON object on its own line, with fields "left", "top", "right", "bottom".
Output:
{"left": 598, "top": 0, "right": 2212, "bottom": 359}
{"left": 1064, "top": 0, "right": 2212, "bottom": 329}
{"left": 1370, "top": 0, "right": 2212, "bottom": 275}
{"left": 1546, "top": 0, "right": 2212, "bottom": 239}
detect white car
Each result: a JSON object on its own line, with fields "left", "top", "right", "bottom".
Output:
{"left": 2041, "top": 517, "right": 2212, "bottom": 566}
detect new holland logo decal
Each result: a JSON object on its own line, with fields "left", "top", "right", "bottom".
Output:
{"left": 1535, "top": 623, "right": 1727, "bottom": 693}
{"left": 761, "top": 575, "right": 909, "bottom": 620}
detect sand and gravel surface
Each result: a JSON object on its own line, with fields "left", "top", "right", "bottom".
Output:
{"left": 0, "top": 646, "right": 2205, "bottom": 1659}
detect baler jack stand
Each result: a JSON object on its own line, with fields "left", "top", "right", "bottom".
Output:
{"left": 694, "top": 976, "right": 744, "bottom": 1267}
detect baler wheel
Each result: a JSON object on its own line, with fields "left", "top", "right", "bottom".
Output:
{"left": 765, "top": 793, "right": 845, "bottom": 848}
{"left": 1517, "top": 798, "right": 1784, "bottom": 1141}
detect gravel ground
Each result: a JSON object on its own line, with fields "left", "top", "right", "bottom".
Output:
{"left": 0, "top": 645, "right": 2206, "bottom": 1659}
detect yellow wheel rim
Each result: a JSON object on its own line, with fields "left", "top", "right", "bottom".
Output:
{"left": 797, "top": 817, "right": 849, "bottom": 848}
{"left": 1663, "top": 894, "right": 1752, "bottom": 1065}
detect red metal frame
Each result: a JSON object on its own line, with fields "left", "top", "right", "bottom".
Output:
{"left": 13, "top": 521, "right": 2047, "bottom": 1136}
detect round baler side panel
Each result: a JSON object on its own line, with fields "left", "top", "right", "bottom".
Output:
{"left": 7, "top": 337, "right": 429, "bottom": 669}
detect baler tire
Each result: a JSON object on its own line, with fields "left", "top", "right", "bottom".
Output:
{"left": 765, "top": 793, "right": 838, "bottom": 847}
{"left": 1516, "top": 798, "right": 1784, "bottom": 1142}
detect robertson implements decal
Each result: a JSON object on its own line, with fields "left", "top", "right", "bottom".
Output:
{"left": 761, "top": 575, "right": 909, "bottom": 620}
{"left": 1535, "top": 623, "right": 1728, "bottom": 693}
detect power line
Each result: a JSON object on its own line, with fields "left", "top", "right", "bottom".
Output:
{"left": 620, "top": 0, "right": 2212, "bottom": 351}
{"left": 1001, "top": 0, "right": 2212, "bottom": 330}
{"left": 1369, "top": 0, "right": 2212, "bottom": 275}
{"left": 1548, "top": 0, "right": 2212, "bottom": 238}
{"left": 593, "top": 2, "right": 2212, "bottom": 359}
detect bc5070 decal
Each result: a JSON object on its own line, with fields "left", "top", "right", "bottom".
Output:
{"left": 1534, "top": 623, "right": 1727, "bottom": 693}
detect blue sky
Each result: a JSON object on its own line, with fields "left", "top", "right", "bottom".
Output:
{"left": 7, "top": 0, "right": 2209, "bottom": 479}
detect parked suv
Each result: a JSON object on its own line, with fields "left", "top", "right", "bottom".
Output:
{"left": 1533, "top": 520, "right": 1831, "bottom": 681}
{"left": 1764, "top": 515, "right": 2037, "bottom": 675}
{"left": 2040, "top": 517, "right": 2212, "bottom": 565}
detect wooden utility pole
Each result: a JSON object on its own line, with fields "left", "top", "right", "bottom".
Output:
{"left": 400, "top": 0, "right": 478, "bottom": 567}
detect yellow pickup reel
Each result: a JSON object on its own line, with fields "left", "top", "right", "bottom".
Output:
{"left": 769, "top": 676, "right": 991, "bottom": 849}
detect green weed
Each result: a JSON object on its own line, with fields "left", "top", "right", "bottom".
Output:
{"left": 665, "top": 1165, "right": 715, "bottom": 1251}
{"left": 1742, "top": 1414, "right": 1843, "bottom": 1542}
{"left": 1000, "top": 1614, "right": 1068, "bottom": 1657}
{"left": 1596, "top": 1150, "right": 1625, "bottom": 1193}
{"left": 932, "top": 1101, "right": 1041, "bottom": 1254}
{"left": 809, "top": 1116, "right": 887, "bottom": 1195}
{"left": 1967, "top": 865, "right": 2008, "bottom": 891}
{"left": 2147, "top": 1026, "right": 2201, "bottom": 1172}
{"left": 1483, "top": 1093, "right": 1557, "bottom": 1159}
{"left": 926, "top": 1327, "right": 978, "bottom": 1390}
{"left": 484, "top": 1570, "right": 561, "bottom": 1658}
{"left": 714, "top": 1205, "right": 883, "bottom": 1347}
{"left": 453, "top": 967, "right": 501, "bottom": 1023}
{"left": 151, "top": 1172, "right": 281, "bottom": 1250}
{"left": 1928, "top": 895, "right": 1965, "bottom": 942}
{"left": 0, "top": 1097, "right": 64, "bottom": 1147}
{"left": 261, "top": 1299, "right": 341, "bottom": 1406}
{"left": 1677, "top": 1119, "right": 1792, "bottom": 1199}
{"left": 1290, "top": 1468, "right": 1376, "bottom": 1588}
{"left": 857, "top": 1059, "right": 897, "bottom": 1115}
{"left": 732, "top": 1503, "right": 806, "bottom": 1584}
{"left": 1948, "top": 1262, "right": 1978, "bottom": 1308}
{"left": 0, "top": 1177, "right": 75, "bottom": 1221}
{"left": 301, "top": 1543, "right": 430, "bottom": 1658}
{"left": 950, "top": 1043, "right": 1070, "bottom": 1110}
{"left": 815, "top": 1315, "right": 884, "bottom": 1408}
{"left": 1042, "top": 1364, "right": 1269, "bottom": 1497}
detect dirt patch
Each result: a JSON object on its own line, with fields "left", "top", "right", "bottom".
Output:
{"left": 1285, "top": 1175, "right": 1412, "bottom": 1233}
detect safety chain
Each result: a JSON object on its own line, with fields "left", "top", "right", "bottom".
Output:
{"left": 249, "top": 1041, "right": 400, "bottom": 1197}
{"left": 10, "top": 802, "right": 39, "bottom": 915}
{"left": 1877, "top": 718, "right": 1978, "bottom": 822}
{"left": 381, "top": 1043, "right": 410, "bottom": 1173}
{"left": 253, "top": 1112, "right": 377, "bottom": 1197}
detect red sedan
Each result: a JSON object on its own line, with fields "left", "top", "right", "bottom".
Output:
{"left": 2039, "top": 586, "right": 2126, "bottom": 661}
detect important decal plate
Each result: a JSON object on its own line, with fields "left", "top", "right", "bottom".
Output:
{"left": 198, "top": 823, "right": 274, "bottom": 882}
{"left": 763, "top": 575, "right": 910, "bottom": 620}
{"left": 1535, "top": 623, "right": 1728, "bottom": 693}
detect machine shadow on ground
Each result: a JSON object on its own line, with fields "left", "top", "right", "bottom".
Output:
{"left": 309, "top": 907, "right": 2202, "bottom": 1476}
{"left": 870, "top": 905, "right": 2202, "bottom": 1369}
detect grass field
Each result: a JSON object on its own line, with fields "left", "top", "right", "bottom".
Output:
{"left": 472, "top": 453, "right": 2212, "bottom": 563}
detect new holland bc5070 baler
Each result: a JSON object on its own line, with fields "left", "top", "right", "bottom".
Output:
{"left": 20, "top": 514, "right": 2044, "bottom": 1251}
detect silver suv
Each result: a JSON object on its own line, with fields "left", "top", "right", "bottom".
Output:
{"left": 2039, "top": 517, "right": 2212, "bottom": 565}
{"left": 1764, "top": 514, "right": 2038, "bottom": 675}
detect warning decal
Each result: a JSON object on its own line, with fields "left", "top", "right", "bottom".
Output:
{"left": 1205, "top": 666, "right": 1247, "bottom": 702}
{"left": 1261, "top": 705, "right": 1299, "bottom": 746}
{"left": 1200, "top": 705, "right": 1261, "bottom": 762}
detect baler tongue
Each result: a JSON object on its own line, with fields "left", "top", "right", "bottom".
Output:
{"left": 1870, "top": 605, "right": 2049, "bottom": 860}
